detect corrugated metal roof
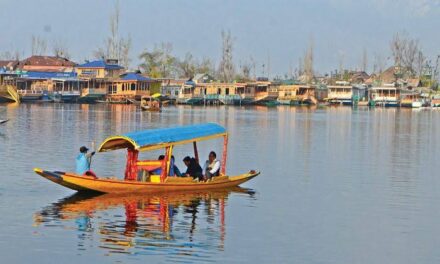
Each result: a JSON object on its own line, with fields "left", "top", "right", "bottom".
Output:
{"left": 76, "top": 60, "right": 123, "bottom": 70}
{"left": 120, "top": 73, "right": 151, "bottom": 81}
{"left": 20, "top": 71, "right": 77, "bottom": 79}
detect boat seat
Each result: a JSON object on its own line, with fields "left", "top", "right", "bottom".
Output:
{"left": 165, "top": 177, "right": 193, "bottom": 183}
{"left": 137, "top": 160, "right": 166, "bottom": 172}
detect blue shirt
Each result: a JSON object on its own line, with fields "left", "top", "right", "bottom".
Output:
{"left": 76, "top": 153, "right": 90, "bottom": 175}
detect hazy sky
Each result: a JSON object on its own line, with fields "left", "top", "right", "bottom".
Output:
{"left": 0, "top": 0, "right": 439, "bottom": 76}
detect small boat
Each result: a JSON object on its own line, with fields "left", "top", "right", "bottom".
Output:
{"left": 140, "top": 96, "right": 161, "bottom": 112}
{"left": 34, "top": 123, "right": 259, "bottom": 194}
{"left": 0, "top": 119, "right": 9, "bottom": 124}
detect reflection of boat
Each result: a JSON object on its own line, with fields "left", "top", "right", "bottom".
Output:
{"left": 34, "top": 187, "right": 254, "bottom": 256}
{"left": 34, "top": 123, "right": 259, "bottom": 193}
{"left": 140, "top": 96, "right": 161, "bottom": 112}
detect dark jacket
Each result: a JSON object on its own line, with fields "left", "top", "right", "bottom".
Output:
{"left": 185, "top": 158, "right": 203, "bottom": 177}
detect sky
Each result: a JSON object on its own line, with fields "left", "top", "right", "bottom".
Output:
{"left": 0, "top": 0, "right": 439, "bottom": 76}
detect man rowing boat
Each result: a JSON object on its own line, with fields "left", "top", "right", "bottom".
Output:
{"left": 76, "top": 146, "right": 96, "bottom": 176}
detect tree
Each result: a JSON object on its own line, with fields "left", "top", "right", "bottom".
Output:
{"left": 31, "top": 35, "right": 47, "bottom": 55}
{"left": 218, "top": 30, "right": 235, "bottom": 82}
{"left": 52, "top": 40, "right": 70, "bottom": 59}
{"left": 176, "top": 52, "right": 196, "bottom": 78}
{"left": 94, "top": 0, "right": 131, "bottom": 68}
{"left": 361, "top": 48, "right": 368, "bottom": 73}
{"left": 196, "top": 57, "right": 215, "bottom": 76}
{"left": 303, "top": 39, "right": 314, "bottom": 83}
{"left": 390, "top": 32, "right": 422, "bottom": 77}
{"left": 373, "top": 52, "right": 385, "bottom": 76}
{"left": 138, "top": 42, "right": 176, "bottom": 78}
{"left": 415, "top": 51, "right": 425, "bottom": 78}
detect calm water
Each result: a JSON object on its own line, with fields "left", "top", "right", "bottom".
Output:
{"left": 1, "top": 104, "right": 440, "bottom": 263}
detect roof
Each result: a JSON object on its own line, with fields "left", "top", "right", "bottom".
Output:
{"left": 76, "top": 60, "right": 123, "bottom": 70}
{"left": 0, "top": 60, "right": 19, "bottom": 68}
{"left": 19, "top": 71, "right": 77, "bottom": 79}
{"left": 20, "top": 56, "right": 76, "bottom": 67}
{"left": 98, "top": 123, "right": 227, "bottom": 152}
{"left": 120, "top": 72, "right": 151, "bottom": 81}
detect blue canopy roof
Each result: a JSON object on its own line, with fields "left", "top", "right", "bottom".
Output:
{"left": 120, "top": 73, "right": 151, "bottom": 81}
{"left": 77, "top": 60, "right": 123, "bottom": 70}
{"left": 98, "top": 123, "right": 227, "bottom": 152}
{"left": 20, "top": 71, "right": 77, "bottom": 79}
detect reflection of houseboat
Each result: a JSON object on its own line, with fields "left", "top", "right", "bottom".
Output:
{"left": 368, "top": 86, "right": 400, "bottom": 107}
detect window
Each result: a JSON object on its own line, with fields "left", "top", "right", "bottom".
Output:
{"left": 131, "top": 83, "right": 136, "bottom": 91}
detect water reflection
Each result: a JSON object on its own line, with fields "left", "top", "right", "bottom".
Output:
{"left": 34, "top": 188, "right": 255, "bottom": 260}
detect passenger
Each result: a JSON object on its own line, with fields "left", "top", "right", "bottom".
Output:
{"left": 170, "top": 155, "right": 183, "bottom": 177}
{"left": 75, "top": 146, "right": 96, "bottom": 176}
{"left": 151, "top": 155, "right": 165, "bottom": 175}
{"left": 203, "top": 151, "right": 220, "bottom": 180}
{"left": 183, "top": 156, "right": 203, "bottom": 181}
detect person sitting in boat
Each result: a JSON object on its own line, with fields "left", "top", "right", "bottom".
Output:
{"left": 183, "top": 156, "right": 203, "bottom": 181}
{"left": 150, "top": 155, "right": 165, "bottom": 175}
{"left": 169, "top": 155, "right": 183, "bottom": 177}
{"left": 203, "top": 151, "right": 221, "bottom": 180}
{"left": 76, "top": 146, "right": 96, "bottom": 176}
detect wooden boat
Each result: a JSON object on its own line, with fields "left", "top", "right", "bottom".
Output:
{"left": 140, "top": 96, "right": 161, "bottom": 112}
{"left": 0, "top": 119, "right": 9, "bottom": 124}
{"left": 34, "top": 123, "right": 259, "bottom": 194}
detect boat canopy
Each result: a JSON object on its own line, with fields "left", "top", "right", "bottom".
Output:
{"left": 98, "top": 123, "right": 227, "bottom": 152}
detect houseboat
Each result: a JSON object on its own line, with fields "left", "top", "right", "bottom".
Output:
{"left": 0, "top": 72, "right": 20, "bottom": 103}
{"left": 177, "top": 81, "right": 203, "bottom": 105}
{"left": 400, "top": 90, "right": 423, "bottom": 108}
{"left": 75, "top": 60, "right": 125, "bottom": 103}
{"left": 368, "top": 86, "right": 400, "bottom": 107}
{"left": 252, "top": 81, "right": 278, "bottom": 104}
{"left": 327, "top": 84, "right": 353, "bottom": 105}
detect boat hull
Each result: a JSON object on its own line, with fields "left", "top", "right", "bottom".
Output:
{"left": 34, "top": 168, "right": 259, "bottom": 194}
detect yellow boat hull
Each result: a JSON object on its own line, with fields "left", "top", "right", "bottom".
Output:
{"left": 34, "top": 168, "right": 259, "bottom": 194}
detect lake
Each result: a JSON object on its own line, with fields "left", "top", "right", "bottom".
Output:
{"left": 1, "top": 104, "right": 440, "bottom": 263}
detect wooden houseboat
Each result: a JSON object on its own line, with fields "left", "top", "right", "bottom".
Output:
{"left": 327, "top": 85, "right": 353, "bottom": 105}
{"left": 368, "top": 86, "right": 400, "bottom": 107}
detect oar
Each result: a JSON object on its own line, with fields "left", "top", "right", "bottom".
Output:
{"left": 89, "top": 141, "right": 96, "bottom": 169}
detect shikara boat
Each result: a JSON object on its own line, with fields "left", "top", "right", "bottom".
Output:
{"left": 34, "top": 123, "right": 259, "bottom": 194}
{"left": 0, "top": 119, "right": 9, "bottom": 124}
{"left": 140, "top": 96, "right": 161, "bottom": 112}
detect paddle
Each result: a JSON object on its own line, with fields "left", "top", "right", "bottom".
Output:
{"left": 89, "top": 141, "right": 96, "bottom": 169}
